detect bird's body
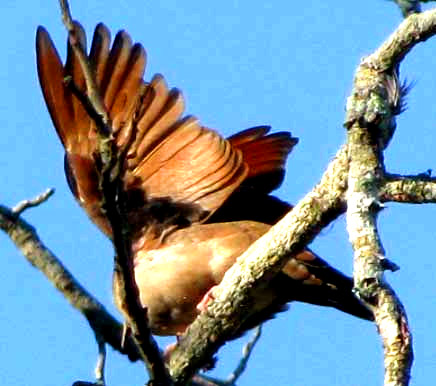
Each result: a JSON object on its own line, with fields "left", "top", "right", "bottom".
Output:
{"left": 36, "top": 22, "right": 372, "bottom": 337}
{"left": 119, "top": 221, "right": 268, "bottom": 335}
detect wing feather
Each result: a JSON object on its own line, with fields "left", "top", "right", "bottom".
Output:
{"left": 89, "top": 23, "right": 111, "bottom": 87}
{"left": 229, "top": 129, "right": 298, "bottom": 192}
{"left": 36, "top": 27, "right": 75, "bottom": 148}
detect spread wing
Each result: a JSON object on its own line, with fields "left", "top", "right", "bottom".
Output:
{"left": 36, "top": 23, "right": 248, "bottom": 238}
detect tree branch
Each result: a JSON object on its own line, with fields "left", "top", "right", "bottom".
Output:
{"left": 346, "top": 121, "right": 413, "bottom": 386}
{"left": 195, "top": 326, "right": 263, "bottom": 386}
{"left": 58, "top": 0, "right": 110, "bottom": 135}
{"left": 341, "top": 9, "right": 436, "bottom": 386}
{"left": 58, "top": 1, "right": 171, "bottom": 384}
{"left": 364, "top": 8, "right": 436, "bottom": 71}
{"left": 0, "top": 194, "right": 141, "bottom": 363}
{"left": 12, "top": 188, "right": 55, "bottom": 215}
{"left": 380, "top": 173, "right": 436, "bottom": 203}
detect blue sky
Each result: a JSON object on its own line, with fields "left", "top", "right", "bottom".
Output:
{"left": 1, "top": 1, "right": 435, "bottom": 385}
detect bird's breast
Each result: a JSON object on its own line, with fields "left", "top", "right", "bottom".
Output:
{"left": 127, "top": 221, "right": 270, "bottom": 335}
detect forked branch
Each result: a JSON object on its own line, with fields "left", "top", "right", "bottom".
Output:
{"left": 343, "top": 9, "right": 436, "bottom": 386}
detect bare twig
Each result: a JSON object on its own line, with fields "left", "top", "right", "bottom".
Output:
{"left": 12, "top": 188, "right": 54, "bottom": 216}
{"left": 226, "top": 326, "right": 262, "bottom": 384}
{"left": 94, "top": 332, "right": 106, "bottom": 386}
{"left": 194, "top": 326, "right": 263, "bottom": 386}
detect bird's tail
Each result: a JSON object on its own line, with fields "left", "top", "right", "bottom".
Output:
{"left": 239, "top": 248, "right": 373, "bottom": 333}
{"left": 281, "top": 249, "right": 374, "bottom": 321}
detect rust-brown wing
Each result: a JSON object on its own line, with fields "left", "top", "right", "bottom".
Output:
{"left": 209, "top": 126, "right": 297, "bottom": 225}
{"left": 228, "top": 126, "right": 298, "bottom": 193}
{"left": 36, "top": 23, "right": 248, "bottom": 237}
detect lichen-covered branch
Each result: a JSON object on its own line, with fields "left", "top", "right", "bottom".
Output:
{"left": 346, "top": 120, "right": 412, "bottom": 386}
{"left": 341, "top": 8, "right": 436, "bottom": 386}
{"left": 364, "top": 8, "right": 436, "bottom": 71}
{"left": 0, "top": 198, "right": 141, "bottom": 362}
{"left": 380, "top": 173, "right": 436, "bottom": 203}
{"left": 168, "top": 146, "right": 350, "bottom": 384}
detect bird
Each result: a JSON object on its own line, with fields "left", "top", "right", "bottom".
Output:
{"left": 36, "top": 22, "right": 373, "bottom": 337}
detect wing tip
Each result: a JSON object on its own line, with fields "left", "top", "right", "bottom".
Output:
{"left": 36, "top": 25, "right": 53, "bottom": 55}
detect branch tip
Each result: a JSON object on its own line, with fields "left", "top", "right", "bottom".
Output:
{"left": 12, "top": 188, "right": 55, "bottom": 216}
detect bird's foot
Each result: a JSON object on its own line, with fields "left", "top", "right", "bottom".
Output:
{"left": 196, "top": 286, "right": 217, "bottom": 312}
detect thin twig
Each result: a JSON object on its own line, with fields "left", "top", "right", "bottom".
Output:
{"left": 194, "top": 326, "right": 263, "bottom": 386}
{"left": 226, "top": 326, "right": 262, "bottom": 384}
{"left": 57, "top": 1, "right": 172, "bottom": 384}
{"left": 12, "top": 188, "right": 54, "bottom": 216}
{"left": 94, "top": 332, "right": 106, "bottom": 386}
